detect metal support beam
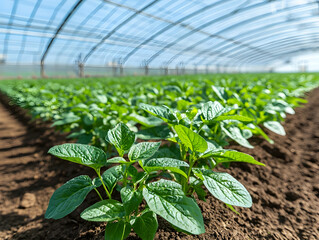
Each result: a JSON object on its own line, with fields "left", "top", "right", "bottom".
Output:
{"left": 40, "top": 0, "right": 84, "bottom": 76}
{"left": 156, "top": 1, "right": 316, "bottom": 67}
{"left": 193, "top": 15, "right": 319, "bottom": 66}
{"left": 121, "top": 0, "right": 227, "bottom": 65}
{"left": 40, "top": 60, "right": 45, "bottom": 78}
{"left": 78, "top": 63, "right": 84, "bottom": 78}
{"left": 145, "top": 1, "right": 276, "bottom": 66}
{"left": 83, "top": 0, "right": 158, "bottom": 64}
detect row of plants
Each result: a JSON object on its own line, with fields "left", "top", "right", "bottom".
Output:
{"left": 0, "top": 73, "right": 317, "bottom": 149}
{"left": 0, "top": 73, "right": 318, "bottom": 239}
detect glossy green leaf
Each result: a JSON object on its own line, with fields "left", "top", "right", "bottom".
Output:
{"left": 102, "top": 165, "right": 123, "bottom": 192}
{"left": 143, "top": 179, "right": 205, "bottom": 234}
{"left": 201, "top": 101, "right": 232, "bottom": 121}
{"left": 128, "top": 142, "right": 161, "bottom": 161}
{"left": 107, "top": 157, "right": 127, "bottom": 164}
{"left": 221, "top": 125, "right": 254, "bottom": 149}
{"left": 107, "top": 123, "right": 136, "bottom": 156}
{"left": 133, "top": 210, "right": 158, "bottom": 240}
{"left": 139, "top": 103, "right": 177, "bottom": 122}
{"left": 201, "top": 170, "right": 252, "bottom": 207}
{"left": 210, "top": 150, "right": 265, "bottom": 166}
{"left": 80, "top": 200, "right": 125, "bottom": 222}
{"left": 143, "top": 158, "right": 189, "bottom": 178}
{"left": 105, "top": 221, "right": 131, "bottom": 240}
{"left": 174, "top": 125, "right": 207, "bottom": 153}
{"left": 264, "top": 121, "right": 286, "bottom": 136}
{"left": 129, "top": 113, "right": 163, "bottom": 127}
{"left": 51, "top": 113, "right": 80, "bottom": 127}
{"left": 120, "top": 187, "right": 143, "bottom": 215}
{"left": 199, "top": 140, "right": 223, "bottom": 158}
{"left": 48, "top": 143, "right": 107, "bottom": 169}
{"left": 213, "top": 115, "right": 253, "bottom": 122}
{"left": 45, "top": 175, "right": 95, "bottom": 219}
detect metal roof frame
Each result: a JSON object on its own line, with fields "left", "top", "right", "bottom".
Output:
{"left": 1, "top": 0, "right": 319, "bottom": 73}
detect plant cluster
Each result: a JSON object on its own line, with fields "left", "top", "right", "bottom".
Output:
{"left": 46, "top": 101, "right": 265, "bottom": 239}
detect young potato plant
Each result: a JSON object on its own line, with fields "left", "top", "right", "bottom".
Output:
{"left": 137, "top": 102, "right": 265, "bottom": 200}
{"left": 46, "top": 121, "right": 264, "bottom": 239}
{"left": 45, "top": 123, "right": 204, "bottom": 239}
{"left": 137, "top": 101, "right": 256, "bottom": 149}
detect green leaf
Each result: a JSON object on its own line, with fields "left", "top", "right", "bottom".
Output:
{"left": 45, "top": 175, "right": 95, "bottom": 219}
{"left": 80, "top": 200, "right": 125, "bottom": 222}
{"left": 107, "top": 123, "right": 136, "bottom": 156}
{"left": 221, "top": 125, "right": 254, "bottom": 149}
{"left": 201, "top": 101, "right": 232, "bottom": 121}
{"left": 213, "top": 115, "right": 253, "bottom": 122}
{"left": 174, "top": 125, "right": 207, "bottom": 153}
{"left": 51, "top": 113, "right": 80, "bottom": 127}
{"left": 253, "top": 126, "right": 274, "bottom": 144}
{"left": 107, "top": 157, "right": 127, "bottom": 164}
{"left": 48, "top": 143, "right": 107, "bottom": 170}
{"left": 143, "top": 158, "right": 189, "bottom": 178}
{"left": 102, "top": 165, "right": 123, "bottom": 192}
{"left": 199, "top": 140, "right": 223, "bottom": 158}
{"left": 128, "top": 142, "right": 161, "bottom": 161}
{"left": 139, "top": 103, "right": 177, "bottom": 122}
{"left": 264, "top": 121, "right": 286, "bottom": 136}
{"left": 143, "top": 179, "right": 205, "bottom": 234}
{"left": 92, "top": 177, "right": 102, "bottom": 188}
{"left": 193, "top": 184, "right": 207, "bottom": 201}
{"left": 105, "top": 221, "right": 131, "bottom": 240}
{"left": 225, "top": 204, "right": 240, "bottom": 215}
{"left": 133, "top": 210, "right": 158, "bottom": 240}
{"left": 210, "top": 150, "right": 265, "bottom": 166}
{"left": 201, "top": 170, "right": 252, "bottom": 207}
{"left": 120, "top": 187, "right": 143, "bottom": 215}
{"left": 185, "top": 108, "right": 198, "bottom": 121}
{"left": 212, "top": 86, "right": 228, "bottom": 102}
{"left": 129, "top": 113, "right": 163, "bottom": 127}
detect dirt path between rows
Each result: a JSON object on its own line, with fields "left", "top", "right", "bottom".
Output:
{"left": 0, "top": 88, "right": 318, "bottom": 240}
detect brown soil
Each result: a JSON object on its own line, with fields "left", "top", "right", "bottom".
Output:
{"left": 0, "top": 88, "right": 318, "bottom": 240}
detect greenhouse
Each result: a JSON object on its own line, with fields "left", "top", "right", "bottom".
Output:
{"left": 0, "top": 0, "right": 318, "bottom": 239}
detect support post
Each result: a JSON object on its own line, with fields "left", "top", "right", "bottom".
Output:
{"left": 164, "top": 67, "right": 168, "bottom": 75}
{"left": 119, "top": 64, "right": 123, "bottom": 76}
{"left": 40, "top": 60, "right": 45, "bottom": 78}
{"left": 78, "top": 62, "right": 84, "bottom": 78}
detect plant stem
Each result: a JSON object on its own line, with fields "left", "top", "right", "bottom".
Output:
{"left": 94, "top": 188, "right": 103, "bottom": 201}
{"left": 96, "top": 169, "right": 112, "bottom": 199}
{"left": 183, "top": 153, "right": 195, "bottom": 194}
{"left": 123, "top": 166, "right": 128, "bottom": 187}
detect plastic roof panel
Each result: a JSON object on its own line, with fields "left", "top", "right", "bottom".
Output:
{"left": 1, "top": 0, "right": 319, "bottom": 69}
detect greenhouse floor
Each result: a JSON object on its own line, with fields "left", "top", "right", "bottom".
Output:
{"left": 0, "top": 89, "right": 318, "bottom": 240}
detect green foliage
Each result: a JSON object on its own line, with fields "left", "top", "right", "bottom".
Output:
{"left": 132, "top": 210, "right": 158, "bottom": 240}
{"left": 45, "top": 175, "right": 97, "bottom": 219}
{"left": 48, "top": 143, "right": 107, "bottom": 170}
{"left": 174, "top": 125, "right": 207, "bottom": 153}
{"left": 143, "top": 179, "right": 205, "bottom": 234}
{"left": 6, "top": 73, "right": 318, "bottom": 239}
{"left": 107, "top": 123, "right": 135, "bottom": 156}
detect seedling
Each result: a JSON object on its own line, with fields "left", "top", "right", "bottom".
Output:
{"left": 46, "top": 121, "right": 264, "bottom": 239}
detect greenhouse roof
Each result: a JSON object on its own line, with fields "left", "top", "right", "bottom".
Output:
{"left": 1, "top": 0, "right": 319, "bottom": 68}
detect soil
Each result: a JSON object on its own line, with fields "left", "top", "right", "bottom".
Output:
{"left": 0, "top": 88, "right": 318, "bottom": 240}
